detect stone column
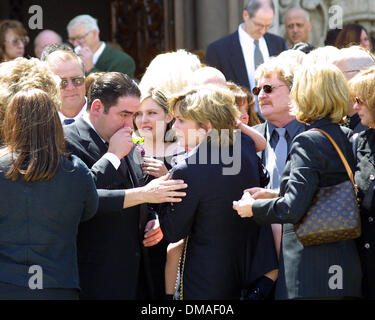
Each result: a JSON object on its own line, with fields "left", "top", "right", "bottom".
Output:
{"left": 196, "top": 0, "right": 228, "bottom": 51}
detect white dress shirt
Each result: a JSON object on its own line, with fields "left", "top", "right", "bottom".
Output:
{"left": 238, "top": 23, "right": 270, "bottom": 91}
{"left": 59, "top": 97, "right": 88, "bottom": 124}
{"left": 93, "top": 42, "right": 106, "bottom": 65}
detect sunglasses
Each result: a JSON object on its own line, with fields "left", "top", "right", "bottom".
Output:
{"left": 5, "top": 36, "right": 29, "bottom": 47}
{"left": 355, "top": 97, "right": 366, "bottom": 105}
{"left": 252, "top": 84, "right": 288, "bottom": 96}
{"left": 60, "top": 76, "right": 85, "bottom": 90}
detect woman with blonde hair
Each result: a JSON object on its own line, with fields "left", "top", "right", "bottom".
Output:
{"left": 234, "top": 63, "right": 362, "bottom": 299}
{"left": 0, "top": 88, "right": 98, "bottom": 299}
{"left": 348, "top": 66, "right": 375, "bottom": 298}
{"left": 159, "top": 85, "right": 278, "bottom": 299}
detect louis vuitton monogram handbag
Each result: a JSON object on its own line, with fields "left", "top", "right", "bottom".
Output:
{"left": 294, "top": 129, "right": 361, "bottom": 246}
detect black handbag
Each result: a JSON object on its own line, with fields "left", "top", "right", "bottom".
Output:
{"left": 294, "top": 129, "right": 361, "bottom": 246}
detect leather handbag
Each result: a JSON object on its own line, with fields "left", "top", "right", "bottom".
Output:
{"left": 294, "top": 129, "right": 361, "bottom": 246}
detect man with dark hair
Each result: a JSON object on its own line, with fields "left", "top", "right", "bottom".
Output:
{"left": 64, "top": 72, "right": 187, "bottom": 299}
{"left": 205, "top": 0, "right": 286, "bottom": 112}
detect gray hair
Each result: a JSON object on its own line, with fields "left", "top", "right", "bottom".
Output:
{"left": 244, "top": 0, "right": 275, "bottom": 18}
{"left": 67, "top": 14, "right": 99, "bottom": 33}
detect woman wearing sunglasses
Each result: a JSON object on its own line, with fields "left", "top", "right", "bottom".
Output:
{"left": 233, "top": 63, "right": 362, "bottom": 300}
{"left": 348, "top": 66, "right": 375, "bottom": 299}
{"left": 159, "top": 85, "right": 278, "bottom": 300}
{"left": 0, "top": 20, "right": 29, "bottom": 63}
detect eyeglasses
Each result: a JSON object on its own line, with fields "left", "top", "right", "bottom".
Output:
{"left": 354, "top": 97, "right": 366, "bottom": 105}
{"left": 252, "top": 84, "right": 288, "bottom": 96}
{"left": 250, "top": 18, "right": 272, "bottom": 31}
{"left": 343, "top": 70, "right": 360, "bottom": 74}
{"left": 60, "top": 76, "right": 85, "bottom": 89}
{"left": 68, "top": 31, "right": 91, "bottom": 44}
{"left": 5, "top": 36, "right": 29, "bottom": 47}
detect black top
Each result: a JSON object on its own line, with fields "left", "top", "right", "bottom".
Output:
{"left": 0, "top": 154, "right": 98, "bottom": 289}
{"left": 253, "top": 118, "right": 362, "bottom": 299}
{"left": 159, "top": 134, "right": 278, "bottom": 299}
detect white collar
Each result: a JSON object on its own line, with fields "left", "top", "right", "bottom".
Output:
{"left": 93, "top": 42, "right": 106, "bottom": 65}
{"left": 59, "top": 97, "right": 87, "bottom": 123}
{"left": 238, "top": 23, "right": 264, "bottom": 45}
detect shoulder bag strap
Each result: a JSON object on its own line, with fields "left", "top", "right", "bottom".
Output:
{"left": 309, "top": 128, "right": 358, "bottom": 192}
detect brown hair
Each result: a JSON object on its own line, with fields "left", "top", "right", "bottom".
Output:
{"left": 0, "top": 20, "right": 28, "bottom": 62}
{"left": 335, "top": 23, "right": 373, "bottom": 52}
{"left": 85, "top": 71, "right": 106, "bottom": 94}
{"left": 226, "top": 81, "right": 260, "bottom": 126}
{"left": 2, "top": 89, "right": 66, "bottom": 182}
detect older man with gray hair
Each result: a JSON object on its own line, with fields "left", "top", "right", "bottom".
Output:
{"left": 66, "top": 14, "right": 135, "bottom": 77}
{"left": 284, "top": 7, "right": 312, "bottom": 48}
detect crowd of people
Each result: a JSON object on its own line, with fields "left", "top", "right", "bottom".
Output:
{"left": 0, "top": 0, "right": 375, "bottom": 301}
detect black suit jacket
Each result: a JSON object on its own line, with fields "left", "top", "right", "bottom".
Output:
{"left": 159, "top": 134, "right": 278, "bottom": 299}
{"left": 205, "top": 31, "right": 286, "bottom": 89}
{"left": 354, "top": 129, "right": 375, "bottom": 298}
{"left": 252, "top": 118, "right": 362, "bottom": 299}
{"left": 64, "top": 117, "right": 154, "bottom": 300}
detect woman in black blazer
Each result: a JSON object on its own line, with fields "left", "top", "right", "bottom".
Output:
{"left": 234, "top": 63, "right": 362, "bottom": 299}
{"left": 349, "top": 66, "right": 375, "bottom": 299}
{"left": 0, "top": 89, "right": 98, "bottom": 299}
{"left": 159, "top": 85, "right": 278, "bottom": 300}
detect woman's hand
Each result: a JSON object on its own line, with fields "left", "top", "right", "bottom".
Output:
{"left": 245, "top": 187, "right": 279, "bottom": 199}
{"left": 233, "top": 192, "right": 255, "bottom": 218}
{"left": 142, "top": 157, "right": 169, "bottom": 178}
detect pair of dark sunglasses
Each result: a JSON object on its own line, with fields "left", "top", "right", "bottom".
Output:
{"left": 60, "top": 76, "right": 85, "bottom": 89}
{"left": 252, "top": 84, "right": 288, "bottom": 96}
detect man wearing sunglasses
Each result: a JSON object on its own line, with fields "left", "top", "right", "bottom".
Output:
{"left": 45, "top": 49, "right": 87, "bottom": 125}
{"left": 205, "top": 0, "right": 286, "bottom": 105}
{"left": 67, "top": 14, "right": 135, "bottom": 78}
{"left": 332, "top": 46, "right": 375, "bottom": 133}
{"left": 252, "top": 56, "right": 306, "bottom": 262}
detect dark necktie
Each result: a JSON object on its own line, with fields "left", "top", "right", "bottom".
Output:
{"left": 63, "top": 118, "right": 75, "bottom": 125}
{"left": 254, "top": 39, "right": 264, "bottom": 70}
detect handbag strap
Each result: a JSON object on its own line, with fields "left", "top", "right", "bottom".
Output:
{"left": 309, "top": 128, "right": 358, "bottom": 192}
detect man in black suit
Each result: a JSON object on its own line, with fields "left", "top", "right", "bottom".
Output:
{"left": 205, "top": 0, "right": 286, "bottom": 95}
{"left": 64, "top": 72, "right": 187, "bottom": 299}
{"left": 252, "top": 57, "right": 306, "bottom": 259}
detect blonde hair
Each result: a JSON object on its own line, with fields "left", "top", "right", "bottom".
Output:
{"left": 139, "top": 49, "right": 201, "bottom": 97}
{"left": 348, "top": 66, "right": 375, "bottom": 115}
{"left": 169, "top": 85, "right": 240, "bottom": 145}
{"left": 0, "top": 57, "right": 60, "bottom": 139}
{"left": 255, "top": 55, "right": 300, "bottom": 89}
{"left": 291, "top": 63, "right": 349, "bottom": 124}
{"left": 304, "top": 45, "right": 340, "bottom": 65}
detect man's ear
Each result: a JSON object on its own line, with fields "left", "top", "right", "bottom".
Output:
{"left": 307, "top": 21, "right": 312, "bottom": 33}
{"left": 92, "top": 29, "right": 100, "bottom": 41}
{"left": 243, "top": 9, "right": 249, "bottom": 22}
{"left": 90, "top": 99, "right": 104, "bottom": 116}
